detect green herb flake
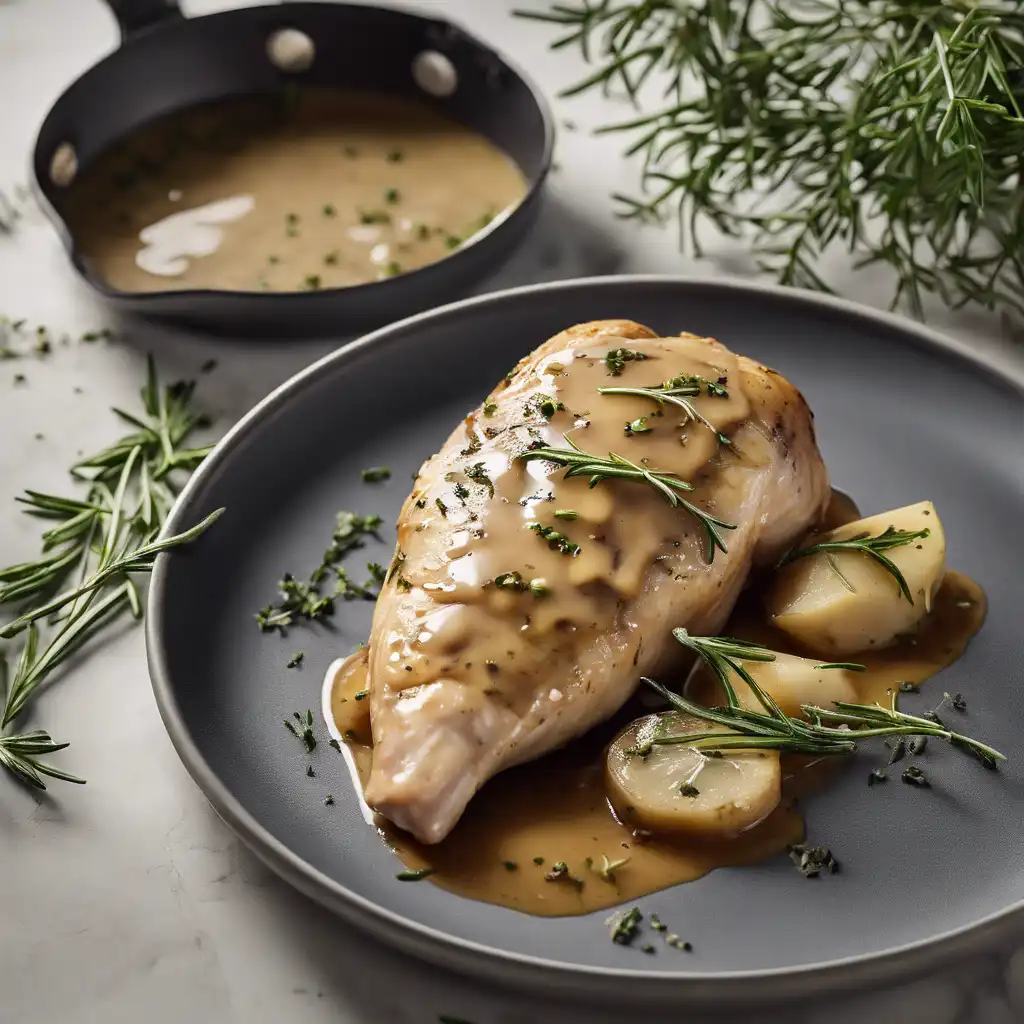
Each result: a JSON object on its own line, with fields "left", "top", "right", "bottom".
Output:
{"left": 322, "top": 203, "right": 337, "bottom": 218}
{"left": 608, "top": 906, "right": 643, "bottom": 945}
{"left": 287, "top": 651, "right": 305, "bottom": 669}
{"left": 396, "top": 867, "right": 434, "bottom": 881}
{"left": 788, "top": 843, "right": 839, "bottom": 879}
{"left": 384, "top": 188, "right": 400, "bottom": 204}
{"left": 604, "top": 348, "right": 649, "bottom": 376}
{"left": 361, "top": 466, "right": 391, "bottom": 483}
{"left": 502, "top": 860, "right": 518, "bottom": 872}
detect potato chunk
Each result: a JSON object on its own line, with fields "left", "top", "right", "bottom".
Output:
{"left": 766, "top": 501, "right": 945, "bottom": 657}
{"left": 687, "top": 651, "right": 860, "bottom": 719}
{"left": 606, "top": 713, "right": 781, "bottom": 838}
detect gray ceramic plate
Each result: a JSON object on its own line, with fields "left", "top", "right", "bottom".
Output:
{"left": 147, "top": 277, "right": 1024, "bottom": 1006}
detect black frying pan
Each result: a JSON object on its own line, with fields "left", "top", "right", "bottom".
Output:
{"left": 32, "top": 1, "right": 553, "bottom": 335}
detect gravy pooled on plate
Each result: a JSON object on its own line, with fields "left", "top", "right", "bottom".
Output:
{"left": 61, "top": 89, "right": 527, "bottom": 294}
{"left": 326, "top": 491, "right": 987, "bottom": 917}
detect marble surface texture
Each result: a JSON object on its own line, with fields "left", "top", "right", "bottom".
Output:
{"left": 0, "top": 2, "right": 1021, "bottom": 1022}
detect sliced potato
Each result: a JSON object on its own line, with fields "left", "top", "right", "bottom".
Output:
{"left": 686, "top": 651, "right": 860, "bottom": 719}
{"left": 606, "top": 713, "right": 781, "bottom": 838}
{"left": 767, "top": 501, "right": 945, "bottom": 657}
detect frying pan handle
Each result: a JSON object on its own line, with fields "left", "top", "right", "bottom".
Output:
{"left": 105, "top": 0, "right": 183, "bottom": 40}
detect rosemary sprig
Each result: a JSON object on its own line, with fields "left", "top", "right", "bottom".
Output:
{"left": 0, "top": 357, "right": 221, "bottom": 787}
{"left": 517, "top": 438, "right": 734, "bottom": 561}
{"left": 638, "top": 631, "right": 1004, "bottom": 769}
{"left": 779, "top": 526, "right": 930, "bottom": 603}
{"left": 599, "top": 372, "right": 732, "bottom": 445}
{"left": 516, "top": 2, "right": 1024, "bottom": 322}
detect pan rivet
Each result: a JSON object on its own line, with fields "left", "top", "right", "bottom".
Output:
{"left": 49, "top": 143, "right": 78, "bottom": 188}
{"left": 412, "top": 51, "right": 457, "bottom": 98}
{"left": 267, "top": 28, "right": 315, "bottom": 73}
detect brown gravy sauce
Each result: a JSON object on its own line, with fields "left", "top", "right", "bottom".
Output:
{"left": 327, "top": 490, "right": 986, "bottom": 916}
{"left": 60, "top": 89, "right": 526, "bottom": 294}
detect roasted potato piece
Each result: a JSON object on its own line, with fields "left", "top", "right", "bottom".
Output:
{"left": 767, "top": 501, "right": 945, "bottom": 657}
{"left": 606, "top": 713, "right": 781, "bottom": 838}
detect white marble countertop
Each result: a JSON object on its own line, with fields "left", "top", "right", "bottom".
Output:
{"left": 1, "top": 2, "right": 1021, "bottom": 1022}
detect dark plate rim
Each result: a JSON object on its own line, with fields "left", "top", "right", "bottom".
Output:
{"left": 32, "top": 0, "right": 555, "bottom": 305}
{"left": 146, "top": 275, "right": 1024, "bottom": 1004}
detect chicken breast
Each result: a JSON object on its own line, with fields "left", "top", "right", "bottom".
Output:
{"left": 354, "top": 320, "right": 829, "bottom": 844}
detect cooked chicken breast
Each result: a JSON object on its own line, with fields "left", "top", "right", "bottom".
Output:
{"left": 353, "top": 320, "right": 829, "bottom": 844}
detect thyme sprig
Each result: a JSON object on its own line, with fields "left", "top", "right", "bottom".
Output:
{"left": 599, "top": 372, "right": 732, "bottom": 445}
{"left": 516, "top": 2, "right": 1024, "bottom": 322}
{"left": 637, "top": 631, "right": 1004, "bottom": 769}
{"left": 517, "top": 438, "right": 734, "bottom": 561}
{"left": 0, "top": 358, "right": 221, "bottom": 787}
{"left": 779, "top": 526, "right": 931, "bottom": 603}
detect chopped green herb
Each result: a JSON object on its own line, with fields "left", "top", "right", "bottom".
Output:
{"left": 494, "top": 571, "right": 527, "bottom": 592}
{"left": 545, "top": 861, "right": 585, "bottom": 890}
{"left": 323, "top": 250, "right": 339, "bottom": 266}
{"left": 552, "top": 509, "right": 578, "bottom": 521}
{"left": 384, "top": 188, "right": 400, "bottom": 204}
{"left": 385, "top": 150, "right": 404, "bottom": 163}
{"left": 328, "top": 738, "right": 341, "bottom": 752}
{"left": 608, "top": 906, "right": 643, "bottom": 945}
{"left": 435, "top": 498, "right": 448, "bottom": 518}
{"left": 529, "top": 578, "right": 551, "bottom": 598}
{"left": 815, "top": 662, "right": 866, "bottom": 671}
{"left": 466, "top": 462, "right": 495, "bottom": 498}
{"left": 604, "top": 348, "right": 649, "bottom": 375}
{"left": 788, "top": 843, "right": 839, "bottom": 878}
{"left": 482, "top": 400, "right": 498, "bottom": 417}
{"left": 396, "top": 867, "right": 434, "bottom": 881}
{"left": 679, "top": 783, "right": 700, "bottom": 797}
{"left": 361, "top": 466, "right": 391, "bottom": 483}
{"left": 287, "top": 651, "right": 305, "bottom": 669}
{"left": 322, "top": 203, "right": 337, "bottom": 218}
{"left": 200, "top": 359, "right": 218, "bottom": 373}
{"left": 624, "top": 416, "right": 652, "bottom": 436}
{"left": 306, "top": 764, "right": 315, "bottom": 778}
{"left": 343, "top": 145, "right": 359, "bottom": 158}
{"left": 533, "top": 856, "right": 545, "bottom": 865}
{"left": 304, "top": 274, "right": 322, "bottom": 290}
{"left": 354, "top": 690, "right": 369, "bottom": 702}
{"left": 902, "top": 765, "right": 930, "bottom": 787}
{"left": 503, "top": 860, "right": 518, "bottom": 872}
{"left": 649, "top": 913, "right": 666, "bottom": 932}
{"left": 268, "top": 254, "right": 280, "bottom": 265}
{"left": 641, "top": 944, "right": 656, "bottom": 955}
{"left": 444, "top": 235, "right": 462, "bottom": 250}
{"left": 283, "top": 710, "right": 316, "bottom": 752}
{"left": 324, "top": 794, "right": 334, "bottom": 806}
{"left": 359, "top": 209, "right": 391, "bottom": 225}
{"left": 528, "top": 522, "right": 580, "bottom": 557}
{"left": 538, "top": 397, "right": 564, "bottom": 419}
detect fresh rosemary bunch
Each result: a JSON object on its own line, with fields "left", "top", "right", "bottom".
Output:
{"left": 517, "top": 2, "right": 1024, "bottom": 320}
{"left": 779, "top": 525, "right": 931, "bottom": 603}
{"left": 636, "top": 631, "right": 1004, "bottom": 768}
{"left": 0, "top": 357, "right": 223, "bottom": 789}
{"left": 518, "top": 437, "right": 735, "bottom": 559}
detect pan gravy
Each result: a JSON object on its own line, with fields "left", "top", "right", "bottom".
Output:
{"left": 328, "top": 489, "right": 986, "bottom": 917}
{"left": 60, "top": 89, "right": 527, "bottom": 294}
